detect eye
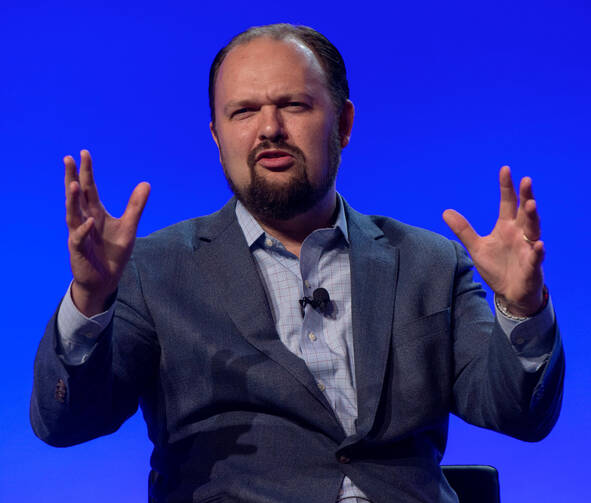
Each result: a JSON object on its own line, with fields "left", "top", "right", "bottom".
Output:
{"left": 281, "top": 102, "right": 309, "bottom": 111}
{"left": 231, "top": 107, "right": 256, "bottom": 119}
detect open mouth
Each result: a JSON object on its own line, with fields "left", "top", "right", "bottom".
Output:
{"left": 255, "top": 150, "right": 295, "bottom": 170}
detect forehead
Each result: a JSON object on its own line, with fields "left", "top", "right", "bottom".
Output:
{"left": 214, "top": 37, "right": 329, "bottom": 105}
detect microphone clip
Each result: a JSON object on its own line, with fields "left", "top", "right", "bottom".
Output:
{"left": 299, "top": 287, "right": 331, "bottom": 317}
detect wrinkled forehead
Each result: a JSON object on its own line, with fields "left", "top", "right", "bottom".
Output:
{"left": 214, "top": 36, "right": 328, "bottom": 100}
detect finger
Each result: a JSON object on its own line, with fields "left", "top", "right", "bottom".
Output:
{"left": 516, "top": 175, "right": 537, "bottom": 223}
{"left": 64, "top": 153, "right": 89, "bottom": 214}
{"left": 498, "top": 165, "right": 518, "bottom": 220}
{"left": 79, "top": 149, "right": 101, "bottom": 206}
{"left": 527, "top": 240, "right": 546, "bottom": 269}
{"left": 64, "top": 155, "right": 79, "bottom": 198}
{"left": 517, "top": 176, "right": 541, "bottom": 241}
{"left": 516, "top": 176, "right": 533, "bottom": 222}
{"left": 522, "top": 198, "right": 542, "bottom": 242}
{"left": 69, "top": 217, "right": 95, "bottom": 250}
{"left": 519, "top": 175, "right": 535, "bottom": 202}
{"left": 442, "top": 209, "right": 480, "bottom": 251}
{"left": 65, "top": 180, "right": 85, "bottom": 230}
{"left": 122, "top": 182, "right": 151, "bottom": 230}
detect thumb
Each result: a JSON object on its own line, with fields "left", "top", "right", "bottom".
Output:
{"left": 122, "top": 182, "right": 151, "bottom": 229}
{"left": 442, "top": 209, "right": 480, "bottom": 251}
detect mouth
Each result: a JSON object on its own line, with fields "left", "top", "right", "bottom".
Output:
{"left": 255, "top": 150, "right": 295, "bottom": 170}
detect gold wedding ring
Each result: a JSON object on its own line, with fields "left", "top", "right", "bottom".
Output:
{"left": 522, "top": 233, "right": 536, "bottom": 244}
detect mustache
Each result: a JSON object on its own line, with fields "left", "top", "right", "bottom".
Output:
{"left": 247, "top": 140, "right": 306, "bottom": 170}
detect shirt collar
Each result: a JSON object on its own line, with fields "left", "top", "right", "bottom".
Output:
{"left": 235, "top": 194, "right": 349, "bottom": 248}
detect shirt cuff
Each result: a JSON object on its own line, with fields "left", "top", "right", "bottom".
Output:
{"left": 56, "top": 281, "right": 116, "bottom": 365}
{"left": 494, "top": 294, "right": 555, "bottom": 373}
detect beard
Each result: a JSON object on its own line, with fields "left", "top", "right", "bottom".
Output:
{"left": 223, "top": 126, "right": 342, "bottom": 221}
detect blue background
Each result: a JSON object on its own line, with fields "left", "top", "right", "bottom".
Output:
{"left": 1, "top": 1, "right": 589, "bottom": 501}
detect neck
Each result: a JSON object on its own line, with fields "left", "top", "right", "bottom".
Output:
{"left": 255, "top": 190, "right": 338, "bottom": 257}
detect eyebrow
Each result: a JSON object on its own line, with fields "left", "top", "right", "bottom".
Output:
{"left": 223, "top": 93, "right": 315, "bottom": 116}
{"left": 223, "top": 100, "right": 256, "bottom": 116}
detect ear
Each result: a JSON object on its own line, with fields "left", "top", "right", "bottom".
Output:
{"left": 338, "top": 100, "right": 355, "bottom": 148}
{"left": 210, "top": 122, "right": 222, "bottom": 164}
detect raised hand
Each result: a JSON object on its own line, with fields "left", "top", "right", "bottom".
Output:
{"left": 65, "top": 150, "right": 150, "bottom": 316}
{"left": 443, "top": 166, "right": 545, "bottom": 317}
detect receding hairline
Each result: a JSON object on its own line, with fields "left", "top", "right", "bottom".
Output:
{"left": 213, "top": 35, "right": 329, "bottom": 96}
{"left": 209, "top": 24, "right": 350, "bottom": 124}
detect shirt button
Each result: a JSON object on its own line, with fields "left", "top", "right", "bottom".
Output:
{"left": 304, "top": 280, "right": 311, "bottom": 288}
{"left": 265, "top": 238, "right": 273, "bottom": 248}
{"left": 308, "top": 332, "right": 317, "bottom": 342}
{"left": 338, "top": 455, "right": 351, "bottom": 464}
{"left": 317, "top": 381, "right": 326, "bottom": 392}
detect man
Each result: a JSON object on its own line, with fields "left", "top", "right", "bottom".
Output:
{"left": 31, "top": 24, "right": 564, "bottom": 503}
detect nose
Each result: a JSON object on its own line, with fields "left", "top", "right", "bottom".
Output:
{"left": 258, "top": 106, "right": 286, "bottom": 142}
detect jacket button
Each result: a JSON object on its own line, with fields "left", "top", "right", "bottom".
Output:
{"left": 338, "top": 455, "right": 351, "bottom": 464}
{"left": 54, "top": 378, "right": 66, "bottom": 403}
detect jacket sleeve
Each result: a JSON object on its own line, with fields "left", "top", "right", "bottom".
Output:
{"left": 30, "top": 256, "right": 160, "bottom": 447}
{"left": 450, "top": 241, "right": 565, "bottom": 441}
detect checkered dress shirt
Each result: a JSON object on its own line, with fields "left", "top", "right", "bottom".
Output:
{"left": 235, "top": 198, "right": 370, "bottom": 502}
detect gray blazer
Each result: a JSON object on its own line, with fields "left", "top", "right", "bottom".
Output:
{"left": 31, "top": 198, "right": 564, "bottom": 503}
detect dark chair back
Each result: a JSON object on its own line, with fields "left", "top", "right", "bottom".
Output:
{"left": 442, "top": 465, "right": 500, "bottom": 503}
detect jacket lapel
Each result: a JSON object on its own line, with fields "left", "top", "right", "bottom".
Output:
{"left": 191, "top": 200, "right": 341, "bottom": 424}
{"left": 345, "top": 204, "right": 400, "bottom": 441}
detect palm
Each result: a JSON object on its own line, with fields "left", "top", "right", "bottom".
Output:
{"left": 70, "top": 211, "right": 132, "bottom": 289}
{"left": 443, "top": 166, "right": 545, "bottom": 316}
{"left": 65, "top": 150, "right": 150, "bottom": 311}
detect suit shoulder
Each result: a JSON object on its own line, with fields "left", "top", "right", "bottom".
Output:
{"left": 136, "top": 218, "right": 198, "bottom": 251}
{"left": 132, "top": 204, "right": 233, "bottom": 256}
{"left": 369, "top": 214, "right": 459, "bottom": 258}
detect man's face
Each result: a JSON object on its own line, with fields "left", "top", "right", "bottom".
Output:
{"left": 210, "top": 37, "right": 351, "bottom": 221}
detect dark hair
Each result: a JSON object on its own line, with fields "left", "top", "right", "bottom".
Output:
{"left": 208, "top": 23, "right": 349, "bottom": 125}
